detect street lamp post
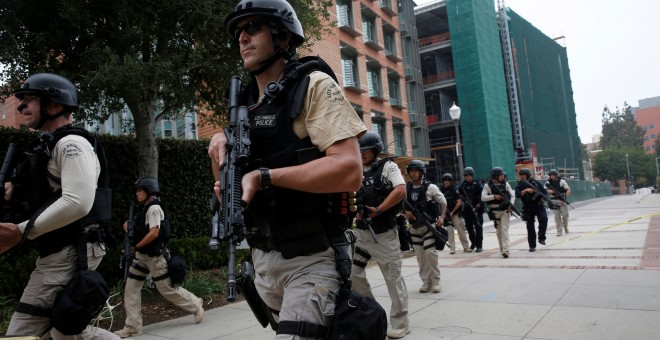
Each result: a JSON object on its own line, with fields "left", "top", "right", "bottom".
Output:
{"left": 449, "top": 102, "right": 463, "bottom": 175}
{"left": 625, "top": 153, "right": 632, "bottom": 194}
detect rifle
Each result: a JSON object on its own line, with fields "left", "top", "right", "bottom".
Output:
{"left": 402, "top": 199, "right": 449, "bottom": 249}
{"left": 209, "top": 76, "right": 251, "bottom": 302}
{"left": 487, "top": 181, "right": 522, "bottom": 218}
{"left": 544, "top": 182, "right": 575, "bottom": 209}
{"left": 519, "top": 179, "right": 559, "bottom": 210}
{"left": 120, "top": 204, "right": 135, "bottom": 281}
{"left": 558, "top": 193, "right": 575, "bottom": 209}
{"left": 459, "top": 185, "right": 483, "bottom": 229}
{"left": 1, "top": 143, "right": 17, "bottom": 202}
{"left": 356, "top": 186, "right": 378, "bottom": 243}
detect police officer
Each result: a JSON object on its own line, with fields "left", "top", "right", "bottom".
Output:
{"left": 115, "top": 177, "right": 203, "bottom": 338}
{"left": 545, "top": 169, "right": 572, "bottom": 236}
{"left": 208, "top": 0, "right": 366, "bottom": 338}
{"left": 515, "top": 168, "right": 549, "bottom": 252}
{"left": 354, "top": 131, "right": 409, "bottom": 339}
{"left": 403, "top": 160, "right": 446, "bottom": 294}
{"left": 482, "top": 167, "right": 516, "bottom": 258}
{"left": 0, "top": 74, "right": 118, "bottom": 339}
{"left": 440, "top": 173, "right": 471, "bottom": 254}
{"left": 459, "top": 167, "right": 484, "bottom": 252}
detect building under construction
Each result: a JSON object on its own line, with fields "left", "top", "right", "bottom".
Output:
{"left": 415, "top": 0, "right": 583, "bottom": 180}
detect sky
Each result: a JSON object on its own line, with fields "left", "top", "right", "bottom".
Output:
{"left": 414, "top": 0, "right": 660, "bottom": 143}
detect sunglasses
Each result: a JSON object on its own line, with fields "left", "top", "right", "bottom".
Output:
{"left": 233, "top": 20, "right": 266, "bottom": 40}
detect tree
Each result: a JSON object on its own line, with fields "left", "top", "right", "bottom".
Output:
{"left": 599, "top": 103, "right": 644, "bottom": 150}
{"left": 655, "top": 137, "right": 660, "bottom": 156}
{"left": 593, "top": 147, "right": 656, "bottom": 188}
{"left": 0, "top": 0, "right": 332, "bottom": 177}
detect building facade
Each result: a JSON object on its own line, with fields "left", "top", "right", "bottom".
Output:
{"left": 635, "top": 96, "right": 660, "bottom": 154}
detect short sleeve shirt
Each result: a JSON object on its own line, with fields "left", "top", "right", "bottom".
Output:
{"left": 292, "top": 71, "right": 366, "bottom": 151}
{"left": 145, "top": 205, "right": 165, "bottom": 230}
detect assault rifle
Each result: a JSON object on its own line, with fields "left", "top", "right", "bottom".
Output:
{"left": 459, "top": 185, "right": 483, "bottom": 229}
{"left": 519, "top": 179, "right": 559, "bottom": 210}
{"left": 356, "top": 186, "right": 378, "bottom": 243}
{"left": 487, "top": 182, "right": 522, "bottom": 218}
{"left": 558, "top": 193, "right": 575, "bottom": 209}
{"left": 402, "top": 199, "right": 449, "bottom": 249}
{"left": 209, "top": 76, "right": 251, "bottom": 302}
{"left": 1, "top": 143, "right": 17, "bottom": 203}
{"left": 120, "top": 204, "right": 135, "bottom": 281}
{"left": 544, "top": 183, "right": 575, "bottom": 209}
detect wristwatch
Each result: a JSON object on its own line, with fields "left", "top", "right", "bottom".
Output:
{"left": 259, "top": 167, "right": 271, "bottom": 190}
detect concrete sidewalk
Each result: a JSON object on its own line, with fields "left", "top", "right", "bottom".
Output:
{"left": 129, "top": 192, "right": 660, "bottom": 340}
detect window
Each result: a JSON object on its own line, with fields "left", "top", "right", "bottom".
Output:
{"left": 163, "top": 120, "right": 173, "bottom": 138}
{"left": 651, "top": 124, "right": 656, "bottom": 129}
{"left": 371, "top": 111, "right": 387, "bottom": 152}
{"left": 177, "top": 116, "right": 186, "bottom": 138}
{"left": 388, "top": 75, "right": 401, "bottom": 107}
{"left": 336, "top": 0, "right": 353, "bottom": 28}
{"left": 652, "top": 134, "right": 657, "bottom": 139}
{"left": 362, "top": 15, "right": 377, "bottom": 44}
{"left": 645, "top": 136, "right": 649, "bottom": 141}
{"left": 383, "top": 30, "right": 396, "bottom": 57}
{"left": 367, "top": 65, "right": 382, "bottom": 98}
{"left": 341, "top": 52, "right": 359, "bottom": 88}
{"left": 392, "top": 118, "right": 405, "bottom": 156}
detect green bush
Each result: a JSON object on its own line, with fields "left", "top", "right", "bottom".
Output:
{"left": 0, "top": 127, "right": 240, "bottom": 299}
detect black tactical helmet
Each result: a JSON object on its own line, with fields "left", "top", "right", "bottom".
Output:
{"left": 442, "top": 173, "right": 453, "bottom": 181}
{"left": 491, "top": 167, "right": 505, "bottom": 178}
{"left": 135, "top": 176, "right": 160, "bottom": 196}
{"left": 549, "top": 169, "right": 558, "bottom": 176}
{"left": 406, "top": 160, "right": 426, "bottom": 174}
{"left": 358, "top": 131, "right": 384, "bottom": 155}
{"left": 463, "top": 167, "right": 475, "bottom": 176}
{"left": 224, "top": 0, "right": 305, "bottom": 49}
{"left": 14, "top": 73, "right": 79, "bottom": 109}
{"left": 518, "top": 168, "right": 532, "bottom": 178}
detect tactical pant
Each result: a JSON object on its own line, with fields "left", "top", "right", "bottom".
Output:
{"left": 493, "top": 210, "right": 510, "bottom": 255}
{"left": 252, "top": 247, "right": 340, "bottom": 340}
{"left": 523, "top": 204, "right": 548, "bottom": 249}
{"left": 352, "top": 228, "right": 409, "bottom": 331}
{"left": 409, "top": 226, "right": 440, "bottom": 287}
{"left": 6, "top": 243, "right": 117, "bottom": 340}
{"left": 447, "top": 214, "right": 470, "bottom": 251}
{"left": 551, "top": 199, "right": 570, "bottom": 235}
{"left": 122, "top": 252, "right": 201, "bottom": 333}
{"left": 463, "top": 210, "right": 484, "bottom": 248}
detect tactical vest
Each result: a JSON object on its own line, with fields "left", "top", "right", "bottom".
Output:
{"left": 133, "top": 199, "right": 171, "bottom": 257}
{"left": 243, "top": 57, "right": 350, "bottom": 259}
{"left": 359, "top": 158, "right": 397, "bottom": 232}
{"left": 440, "top": 184, "right": 461, "bottom": 211}
{"left": 519, "top": 179, "right": 544, "bottom": 206}
{"left": 487, "top": 180, "right": 510, "bottom": 209}
{"left": 406, "top": 180, "right": 439, "bottom": 221}
{"left": 459, "top": 181, "right": 484, "bottom": 212}
{"left": 546, "top": 178, "right": 565, "bottom": 199}
{"left": 12, "top": 126, "right": 110, "bottom": 257}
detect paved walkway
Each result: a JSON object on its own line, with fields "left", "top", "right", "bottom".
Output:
{"left": 128, "top": 191, "right": 660, "bottom": 340}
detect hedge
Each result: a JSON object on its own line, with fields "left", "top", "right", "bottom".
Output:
{"left": 0, "top": 126, "right": 246, "bottom": 298}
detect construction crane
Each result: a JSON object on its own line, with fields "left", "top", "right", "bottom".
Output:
{"left": 497, "top": 0, "right": 525, "bottom": 160}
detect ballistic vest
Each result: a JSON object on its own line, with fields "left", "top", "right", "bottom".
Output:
{"left": 406, "top": 180, "right": 439, "bottom": 221}
{"left": 487, "top": 180, "right": 510, "bottom": 207}
{"left": 440, "top": 184, "right": 460, "bottom": 211}
{"left": 244, "top": 57, "right": 350, "bottom": 258}
{"left": 12, "top": 126, "right": 108, "bottom": 257}
{"left": 360, "top": 158, "right": 398, "bottom": 232}
{"left": 459, "top": 180, "right": 484, "bottom": 212}
{"left": 133, "top": 199, "right": 170, "bottom": 257}
{"left": 546, "top": 178, "right": 565, "bottom": 199}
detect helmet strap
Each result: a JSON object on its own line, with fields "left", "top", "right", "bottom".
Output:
{"left": 250, "top": 28, "right": 293, "bottom": 76}
{"left": 36, "top": 100, "right": 69, "bottom": 130}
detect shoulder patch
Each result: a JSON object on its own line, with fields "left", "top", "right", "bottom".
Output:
{"left": 324, "top": 82, "right": 345, "bottom": 103}
{"left": 62, "top": 142, "right": 84, "bottom": 159}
